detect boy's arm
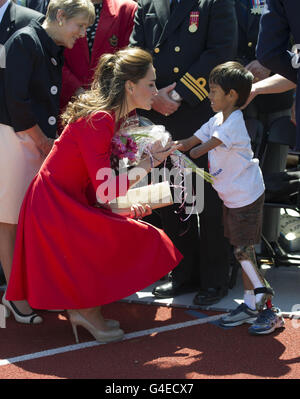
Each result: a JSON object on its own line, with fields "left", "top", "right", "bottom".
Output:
{"left": 190, "top": 137, "right": 222, "bottom": 159}
{"left": 176, "top": 136, "right": 202, "bottom": 152}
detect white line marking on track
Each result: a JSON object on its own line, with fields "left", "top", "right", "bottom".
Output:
{"left": 0, "top": 313, "right": 225, "bottom": 367}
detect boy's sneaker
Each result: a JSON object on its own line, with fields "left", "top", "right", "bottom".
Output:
{"left": 248, "top": 307, "right": 285, "bottom": 335}
{"left": 219, "top": 303, "right": 259, "bottom": 327}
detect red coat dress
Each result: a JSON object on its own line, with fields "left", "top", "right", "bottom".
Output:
{"left": 60, "top": 0, "right": 137, "bottom": 110}
{"left": 6, "top": 112, "right": 182, "bottom": 309}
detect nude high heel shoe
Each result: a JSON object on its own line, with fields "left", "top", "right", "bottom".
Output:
{"left": 105, "top": 319, "right": 120, "bottom": 329}
{"left": 67, "top": 310, "right": 124, "bottom": 344}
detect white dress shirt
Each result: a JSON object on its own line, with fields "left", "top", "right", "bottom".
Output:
{"left": 0, "top": 0, "right": 10, "bottom": 24}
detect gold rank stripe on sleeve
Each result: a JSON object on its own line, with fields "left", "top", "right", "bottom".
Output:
{"left": 180, "top": 73, "right": 209, "bottom": 101}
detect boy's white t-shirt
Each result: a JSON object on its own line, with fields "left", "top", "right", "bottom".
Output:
{"left": 194, "top": 109, "right": 265, "bottom": 208}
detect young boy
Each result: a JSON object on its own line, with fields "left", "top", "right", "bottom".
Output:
{"left": 177, "top": 62, "right": 284, "bottom": 335}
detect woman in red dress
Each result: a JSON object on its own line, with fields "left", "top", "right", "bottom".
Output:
{"left": 5, "top": 47, "right": 182, "bottom": 344}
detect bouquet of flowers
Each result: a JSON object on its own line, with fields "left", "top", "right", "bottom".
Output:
{"left": 108, "top": 122, "right": 214, "bottom": 216}
{"left": 110, "top": 131, "right": 138, "bottom": 170}
{"left": 122, "top": 124, "right": 214, "bottom": 183}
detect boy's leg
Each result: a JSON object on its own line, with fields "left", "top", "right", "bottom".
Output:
{"left": 241, "top": 269, "right": 254, "bottom": 290}
{"left": 234, "top": 245, "right": 274, "bottom": 310}
{"left": 241, "top": 270, "right": 256, "bottom": 309}
{"left": 219, "top": 244, "right": 274, "bottom": 327}
{"left": 219, "top": 270, "right": 259, "bottom": 326}
{"left": 219, "top": 253, "right": 259, "bottom": 327}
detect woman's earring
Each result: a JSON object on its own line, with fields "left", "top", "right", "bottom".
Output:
{"left": 58, "top": 20, "right": 63, "bottom": 27}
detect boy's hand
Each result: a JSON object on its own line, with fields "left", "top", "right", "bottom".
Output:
{"left": 151, "top": 140, "right": 181, "bottom": 167}
{"left": 174, "top": 139, "right": 186, "bottom": 152}
{"left": 174, "top": 136, "right": 202, "bottom": 153}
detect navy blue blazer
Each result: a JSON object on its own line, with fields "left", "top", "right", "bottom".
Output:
{"left": 257, "top": 0, "right": 300, "bottom": 148}
{"left": 235, "top": 0, "right": 293, "bottom": 114}
{"left": 0, "top": 1, "right": 43, "bottom": 45}
{"left": 25, "top": 0, "right": 50, "bottom": 15}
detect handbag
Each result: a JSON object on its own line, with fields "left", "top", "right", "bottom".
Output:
{"left": 109, "top": 181, "right": 173, "bottom": 215}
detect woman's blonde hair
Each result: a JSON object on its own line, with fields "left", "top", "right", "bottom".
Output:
{"left": 46, "top": 0, "right": 95, "bottom": 25}
{"left": 61, "top": 47, "right": 153, "bottom": 126}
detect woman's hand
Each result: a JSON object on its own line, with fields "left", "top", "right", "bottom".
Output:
{"left": 129, "top": 203, "right": 152, "bottom": 219}
{"left": 241, "top": 86, "right": 258, "bottom": 110}
{"left": 128, "top": 140, "right": 180, "bottom": 188}
{"left": 38, "top": 137, "right": 54, "bottom": 157}
{"left": 23, "top": 124, "right": 55, "bottom": 158}
{"left": 95, "top": 202, "right": 152, "bottom": 219}
{"left": 241, "top": 74, "right": 297, "bottom": 110}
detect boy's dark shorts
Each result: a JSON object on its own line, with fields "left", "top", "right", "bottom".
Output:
{"left": 223, "top": 193, "right": 265, "bottom": 247}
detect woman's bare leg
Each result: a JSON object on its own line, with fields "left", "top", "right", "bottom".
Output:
{"left": 0, "top": 222, "right": 33, "bottom": 314}
{"left": 76, "top": 306, "right": 113, "bottom": 331}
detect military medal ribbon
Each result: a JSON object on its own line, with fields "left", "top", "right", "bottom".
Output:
{"left": 189, "top": 11, "right": 199, "bottom": 33}
{"left": 251, "top": 0, "right": 265, "bottom": 15}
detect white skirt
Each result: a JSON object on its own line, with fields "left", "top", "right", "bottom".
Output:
{"left": 0, "top": 124, "right": 44, "bottom": 224}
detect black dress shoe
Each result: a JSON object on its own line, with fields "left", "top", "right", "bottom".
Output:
{"left": 152, "top": 281, "right": 196, "bottom": 299}
{"left": 193, "top": 287, "right": 228, "bottom": 306}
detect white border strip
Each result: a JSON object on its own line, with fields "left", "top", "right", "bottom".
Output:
{"left": 0, "top": 313, "right": 225, "bottom": 367}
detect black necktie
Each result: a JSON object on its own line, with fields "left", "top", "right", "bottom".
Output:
{"left": 170, "top": 0, "right": 179, "bottom": 14}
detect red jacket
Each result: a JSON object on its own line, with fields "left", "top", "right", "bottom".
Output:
{"left": 60, "top": 0, "right": 137, "bottom": 110}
